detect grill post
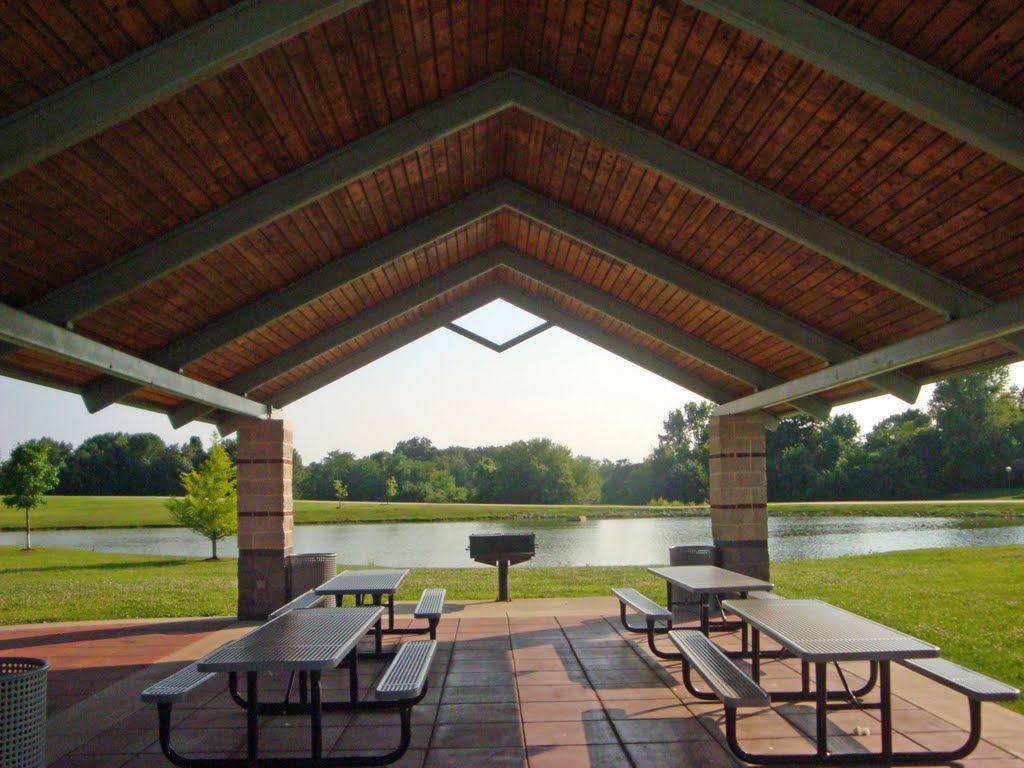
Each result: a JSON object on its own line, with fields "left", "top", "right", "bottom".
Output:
{"left": 497, "top": 560, "right": 510, "bottom": 602}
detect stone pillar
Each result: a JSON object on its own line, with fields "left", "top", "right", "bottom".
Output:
{"left": 236, "top": 419, "right": 293, "bottom": 620}
{"left": 708, "top": 413, "right": 769, "bottom": 580}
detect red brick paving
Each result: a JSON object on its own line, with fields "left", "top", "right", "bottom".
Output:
{"left": 1, "top": 604, "right": 1020, "bottom": 767}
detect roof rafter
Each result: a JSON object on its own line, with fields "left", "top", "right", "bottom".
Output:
{"left": 497, "top": 249, "right": 831, "bottom": 420}
{"left": 4, "top": 72, "right": 1004, "bottom": 343}
{"left": 81, "top": 187, "right": 508, "bottom": 413}
{"left": 715, "top": 295, "right": 1024, "bottom": 416}
{"left": 167, "top": 253, "right": 506, "bottom": 427}
{"left": 0, "top": 1, "right": 369, "bottom": 181}
{"left": 684, "top": 0, "right": 1024, "bottom": 172}
{"left": 172, "top": 245, "right": 830, "bottom": 428}
{"left": 80, "top": 180, "right": 919, "bottom": 414}
{"left": 0, "top": 301, "right": 278, "bottom": 421}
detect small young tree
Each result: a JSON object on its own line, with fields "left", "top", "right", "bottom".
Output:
{"left": 0, "top": 441, "right": 63, "bottom": 550}
{"left": 167, "top": 444, "right": 236, "bottom": 560}
{"left": 333, "top": 479, "right": 348, "bottom": 508}
{"left": 384, "top": 475, "right": 398, "bottom": 503}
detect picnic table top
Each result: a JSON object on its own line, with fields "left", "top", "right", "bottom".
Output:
{"left": 315, "top": 569, "right": 409, "bottom": 595}
{"left": 196, "top": 606, "right": 384, "bottom": 672}
{"left": 723, "top": 598, "right": 940, "bottom": 663}
{"left": 647, "top": 565, "right": 774, "bottom": 594}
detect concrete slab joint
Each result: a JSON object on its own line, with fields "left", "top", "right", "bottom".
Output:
{"left": 236, "top": 419, "right": 294, "bottom": 620}
{"left": 708, "top": 413, "right": 769, "bottom": 580}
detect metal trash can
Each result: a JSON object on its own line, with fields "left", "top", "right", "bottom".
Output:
{"left": 287, "top": 553, "right": 337, "bottom": 608}
{"left": 1, "top": 657, "right": 49, "bottom": 768}
{"left": 668, "top": 545, "right": 719, "bottom": 609}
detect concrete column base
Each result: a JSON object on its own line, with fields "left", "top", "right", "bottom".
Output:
{"left": 717, "top": 539, "right": 770, "bottom": 581}
{"left": 238, "top": 550, "right": 290, "bottom": 620}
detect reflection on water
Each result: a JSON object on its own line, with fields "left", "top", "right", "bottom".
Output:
{"left": 3, "top": 516, "right": 1023, "bottom": 566}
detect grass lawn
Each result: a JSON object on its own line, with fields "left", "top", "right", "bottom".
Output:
{"left": 3, "top": 495, "right": 1023, "bottom": 530}
{"left": 1, "top": 544, "right": 1020, "bottom": 713}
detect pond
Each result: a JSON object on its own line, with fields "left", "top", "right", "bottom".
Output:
{"left": 4, "top": 516, "right": 1024, "bottom": 566}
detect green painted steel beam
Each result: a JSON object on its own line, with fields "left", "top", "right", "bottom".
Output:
{"left": 715, "top": 294, "right": 1024, "bottom": 416}
{"left": 685, "top": 0, "right": 1024, "bottom": 172}
{"left": 497, "top": 288, "right": 735, "bottom": 404}
{"left": 0, "top": 301, "right": 277, "bottom": 420}
{"left": 502, "top": 184, "right": 920, "bottom": 404}
{"left": 166, "top": 253, "right": 504, "bottom": 427}
{"left": 270, "top": 287, "right": 506, "bottom": 407}
{"left": 0, "top": 1, "right": 368, "bottom": 181}
{"left": 82, "top": 185, "right": 508, "bottom": 413}
{"left": 498, "top": 248, "right": 831, "bottom": 420}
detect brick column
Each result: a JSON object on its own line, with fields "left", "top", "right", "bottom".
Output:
{"left": 236, "top": 419, "right": 293, "bottom": 620}
{"left": 708, "top": 413, "right": 769, "bottom": 580}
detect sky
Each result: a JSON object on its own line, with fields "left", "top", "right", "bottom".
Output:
{"left": 1, "top": 300, "right": 1022, "bottom": 464}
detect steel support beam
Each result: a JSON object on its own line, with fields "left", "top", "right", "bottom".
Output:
{"left": 443, "top": 320, "right": 554, "bottom": 353}
{"left": 715, "top": 295, "right": 1024, "bottom": 416}
{"left": 502, "top": 184, "right": 920, "bottom": 404}
{"left": 498, "top": 248, "right": 830, "bottom": 420}
{"left": 10, "top": 71, "right": 999, "bottom": 341}
{"left": 82, "top": 186, "right": 507, "bottom": 413}
{"left": 0, "top": 301, "right": 277, "bottom": 421}
{"left": 0, "top": 1, "right": 368, "bottom": 181}
{"left": 495, "top": 288, "right": 735, "bottom": 404}
{"left": 270, "top": 287, "right": 506, "bottom": 407}
{"left": 167, "top": 253, "right": 504, "bottom": 427}
{"left": 685, "top": 0, "right": 1024, "bottom": 172}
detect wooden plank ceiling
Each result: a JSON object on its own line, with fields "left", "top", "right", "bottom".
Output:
{"left": 0, "top": 0, "right": 1021, "bottom": 430}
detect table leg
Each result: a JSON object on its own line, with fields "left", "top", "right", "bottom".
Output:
{"left": 740, "top": 592, "right": 749, "bottom": 652}
{"left": 299, "top": 670, "right": 308, "bottom": 705}
{"left": 349, "top": 649, "right": 360, "bottom": 703}
{"left": 247, "top": 671, "right": 259, "bottom": 764}
{"left": 388, "top": 593, "right": 395, "bottom": 630}
{"left": 815, "top": 662, "right": 828, "bottom": 760}
{"left": 880, "top": 660, "right": 893, "bottom": 755}
{"left": 700, "top": 595, "right": 709, "bottom": 635}
{"left": 666, "top": 581, "right": 673, "bottom": 612}
{"left": 311, "top": 670, "right": 323, "bottom": 761}
{"left": 751, "top": 628, "right": 761, "bottom": 683}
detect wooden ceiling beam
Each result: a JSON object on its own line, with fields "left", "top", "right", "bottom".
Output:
{"left": 167, "top": 253, "right": 504, "bottom": 427}
{"left": 0, "top": 301, "right": 278, "bottom": 421}
{"left": 82, "top": 186, "right": 507, "bottom": 413}
{"left": 11, "top": 71, "right": 1001, "bottom": 341}
{"left": 0, "top": 1, "right": 368, "bottom": 182}
{"left": 497, "top": 248, "right": 831, "bottom": 420}
{"left": 493, "top": 288, "right": 736, "bottom": 405}
{"left": 502, "top": 184, "right": 920, "bottom": 404}
{"left": 685, "top": 0, "right": 1024, "bottom": 172}
{"left": 269, "top": 286, "right": 507, "bottom": 408}
{"left": 715, "top": 294, "right": 1024, "bottom": 416}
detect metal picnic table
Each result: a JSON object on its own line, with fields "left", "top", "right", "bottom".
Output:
{"left": 315, "top": 569, "right": 408, "bottom": 631}
{"left": 648, "top": 564, "right": 773, "bottom": 642}
{"left": 722, "top": 598, "right": 941, "bottom": 765}
{"left": 195, "top": 605, "right": 384, "bottom": 765}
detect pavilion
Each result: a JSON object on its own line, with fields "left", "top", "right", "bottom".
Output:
{"left": 0, "top": 0, "right": 1021, "bottom": 618}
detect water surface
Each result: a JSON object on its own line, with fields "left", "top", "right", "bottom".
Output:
{"left": 4, "top": 516, "right": 1023, "bottom": 566}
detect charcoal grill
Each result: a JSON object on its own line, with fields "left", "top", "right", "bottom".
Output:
{"left": 468, "top": 533, "right": 536, "bottom": 601}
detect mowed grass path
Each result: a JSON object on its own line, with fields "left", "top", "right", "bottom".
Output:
{"left": 1, "top": 544, "right": 1021, "bottom": 713}
{"left": 4, "top": 495, "right": 1023, "bottom": 530}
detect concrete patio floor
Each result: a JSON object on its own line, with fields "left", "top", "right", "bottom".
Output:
{"left": 3, "top": 597, "right": 1022, "bottom": 767}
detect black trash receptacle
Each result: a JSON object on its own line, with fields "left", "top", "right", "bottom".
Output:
{"left": 667, "top": 545, "right": 719, "bottom": 609}
{"left": 287, "top": 553, "right": 337, "bottom": 607}
{"left": 1, "top": 657, "right": 49, "bottom": 768}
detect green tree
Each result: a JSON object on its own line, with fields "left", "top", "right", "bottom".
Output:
{"left": 385, "top": 476, "right": 398, "bottom": 503}
{"left": 333, "top": 479, "right": 348, "bottom": 507}
{"left": 166, "top": 444, "right": 237, "bottom": 560}
{"left": 0, "top": 440, "right": 63, "bottom": 550}
{"left": 929, "top": 368, "right": 1023, "bottom": 493}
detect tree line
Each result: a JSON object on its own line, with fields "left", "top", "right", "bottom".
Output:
{"left": 4, "top": 368, "right": 1022, "bottom": 506}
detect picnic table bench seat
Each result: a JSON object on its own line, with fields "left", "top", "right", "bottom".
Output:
{"left": 413, "top": 588, "right": 445, "bottom": 640}
{"left": 898, "top": 657, "right": 1020, "bottom": 702}
{"left": 140, "top": 662, "right": 215, "bottom": 704}
{"left": 612, "top": 588, "right": 672, "bottom": 629}
{"left": 376, "top": 640, "right": 437, "bottom": 701}
{"left": 669, "top": 630, "right": 769, "bottom": 708}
